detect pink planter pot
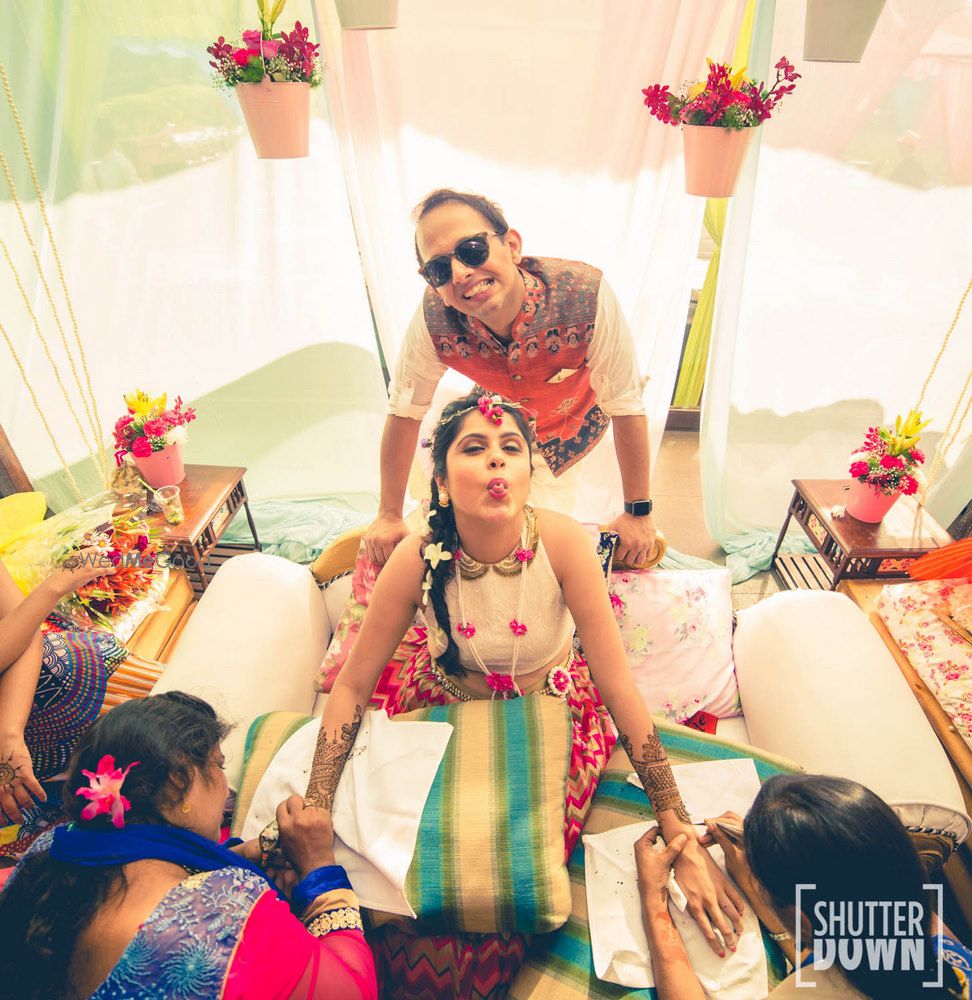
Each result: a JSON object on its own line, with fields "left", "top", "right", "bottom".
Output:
{"left": 236, "top": 80, "right": 310, "bottom": 159}
{"left": 682, "top": 124, "right": 756, "bottom": 197}
{"left": 133, "top": 443, "right": 185, "bottom": 490}
{"left": 846, "top": 478, "right": 900, "bottom": 523}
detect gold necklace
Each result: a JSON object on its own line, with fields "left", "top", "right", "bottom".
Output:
{"left": 456, "top": 505, "right": 538, "bottom": 580}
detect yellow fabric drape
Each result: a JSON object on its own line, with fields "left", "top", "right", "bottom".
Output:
{"left": 671, "top": 0, "right": 755, "bottom": 409}
{"left": 672, "top": 198, "right": 727, "bottom": 407}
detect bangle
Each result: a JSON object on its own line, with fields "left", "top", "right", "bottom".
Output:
{"left": 292, "top": 865, "right": 352, "bottom": 914}
{"left": 768, "top": 929, "right": 792, "bottom": 942}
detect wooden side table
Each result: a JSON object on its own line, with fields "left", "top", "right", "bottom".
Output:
{"left": 147, "top": 464, "right": 261, "bottom": 596}
{"left": 771, "top": 479, "right": 952, "bottom": 591}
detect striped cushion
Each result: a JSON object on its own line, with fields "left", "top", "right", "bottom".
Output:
{"left": 231, "top": 711, "right": 315, "bottom": 838}
{"left": 392, "top": 695, "right": 573, "bottom": 935}
{"left": 508, "top": 728, "right": 802, "bottom": 999}
{"left": 234, "top": 699, "right": 573, "bottom": 933}
{"left": 99, "top": 653, "right": 166, "bottom": 716}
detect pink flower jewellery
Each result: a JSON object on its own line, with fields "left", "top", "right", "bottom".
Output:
{"left": 76, "top": 754, "right": 140, "bottom": 828}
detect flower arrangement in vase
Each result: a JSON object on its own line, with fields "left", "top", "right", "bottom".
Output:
{"left": 846, "top": 409, "right": 929, "bottom": 523}
{"left": 207, "top": 0, "right": 322, "bottom": 159}
{"left": 113, "top": 389, "right": 196, "bottom": 490}
{"left": 641, "top": 57, "right": 800, "bottom": 196}
{"left": 60, "top": 511, "right": 162, "bottom": 630}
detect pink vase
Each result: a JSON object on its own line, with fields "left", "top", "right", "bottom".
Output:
{"left": 846, "top": 479, "right": 900, "bottom": 523}
{"left": 235, "top": 81, "right": 310, "bottom": 159}
{"left": 682, "top": 124, "right": 756, "bottom": 197}
{"left": 133, "top": 443, "right": 185, "bottom": 489}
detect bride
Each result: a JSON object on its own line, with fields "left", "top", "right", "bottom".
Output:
{"left": 304, "top": 391, "right": 743, "bottom": 998}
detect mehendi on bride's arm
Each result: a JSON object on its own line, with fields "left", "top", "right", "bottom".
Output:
{"left": 305, "top": 534, "right": 428, "bottom": 811}
{"left": 306, "top": 703, "right": 364, "bottom": 811}
{"left": 618, "top": 729, "right": 691, "bottom": 824}
{"left": 545, "top": 512, "right": 746, "bottom": 955}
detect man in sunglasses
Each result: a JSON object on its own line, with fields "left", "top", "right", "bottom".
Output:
{"left": 365, "top": 188, "right": 656, "bottom": 567}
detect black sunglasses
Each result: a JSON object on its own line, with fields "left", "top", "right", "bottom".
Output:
{"left": 418, "top": 231, "right": 501, "bottom": 288}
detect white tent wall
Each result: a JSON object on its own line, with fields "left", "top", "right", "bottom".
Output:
{"left": 0, "top": 2, "right": 387, "bottom": 511}
{"left": 702, "top": 0, "right": 972, "bottom": 553}
{"left": 2, "top": 0, "right": 755, "bottom": 521}
{"left": 315, "top": 0, "right": 749, "bottom": 487}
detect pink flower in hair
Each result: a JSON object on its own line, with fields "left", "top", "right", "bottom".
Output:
{"left": 76, "top": 754, "right": 140, "bottom": 828}
{"left": 477, "top": 394, "right": 505, "bottom": 425}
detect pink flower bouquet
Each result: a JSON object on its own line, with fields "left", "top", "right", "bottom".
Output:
{"left": 849, "top": 409, "right": 930, "bottom": 496}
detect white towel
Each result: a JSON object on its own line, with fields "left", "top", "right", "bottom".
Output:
{"left": 241, "top": 710, "right": 453, "bottom": 916}
{"left": 586, "top": 758, "right": 770, "bottom": 997}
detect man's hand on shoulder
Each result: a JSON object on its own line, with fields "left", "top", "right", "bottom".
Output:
{"left": 364, "top": 512, "right": 410, "bottom": 566}
{"left": 608, "top": 511, "right": 657, "bottom": 568}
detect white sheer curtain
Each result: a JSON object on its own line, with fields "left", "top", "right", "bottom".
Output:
{"left": 0, "top": 2, "right": 387, "bottom": 511}
{"left": 701, "top": 0, "right": 972, "bottom": 569}
{"left": 313, "top": 0, "right": 747, "bottom": 479}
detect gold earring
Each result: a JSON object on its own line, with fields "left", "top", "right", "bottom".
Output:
{"left": 439, "top": 487, "right": 450, "bottom": 507}
{"left": 180, "top": 801, "right": 191, "bottom": 814}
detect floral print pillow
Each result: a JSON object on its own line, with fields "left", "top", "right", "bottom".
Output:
{"left": 314, "top": 545, "right": 379, "bottom": 693}
{"left": 876, "top": 580, "right": 972, "bottom": 751}
{"left": 608, "top": 568, "right": 740, "bottom": 724}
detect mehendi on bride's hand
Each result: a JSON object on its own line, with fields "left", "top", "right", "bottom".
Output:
{"left": 619, "top": 730, "right": 691, "bottom": 824}
{"left": 305, "top": 705, "right": 364, "bottom": 811}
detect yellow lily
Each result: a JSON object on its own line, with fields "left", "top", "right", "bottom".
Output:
{"left": 123, "top": 389, "right": 166, "bottom": 419}
{"left": 885, "top": 408, "right": 931, "bottom": 456}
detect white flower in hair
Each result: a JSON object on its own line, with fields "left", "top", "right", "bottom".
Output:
{"left": 420, "top": 508, "right": 437, "bottom": 537}
{"left": 421, "top": 569, "right": 434, "bottom": 606}
{"left": 423, "top": 541, "right": 453, "bottom": 570}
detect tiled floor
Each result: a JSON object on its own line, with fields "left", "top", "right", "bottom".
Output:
{"left": 653, "top": 430, "right": 780, "bottom": 610}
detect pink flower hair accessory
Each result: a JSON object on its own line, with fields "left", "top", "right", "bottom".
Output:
{"left": 76, "top": 754, "right": 140, "bottom": 829}
{"left": 477, "top": 394, "right": 505, "bottom": 426}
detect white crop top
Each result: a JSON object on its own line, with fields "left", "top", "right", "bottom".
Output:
{"left": 422, "top": 536, "right": 575, "bottom": 674}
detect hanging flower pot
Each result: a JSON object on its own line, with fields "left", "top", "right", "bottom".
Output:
{"left": 845, "top": 479, "right": 900, "bottom": 523}
{"left": 335, "top": 0, "right": 399, "bottom": 30}
{"left": 804, "top": 0, "right": 886, "bottom": 63}
{"left": 207, "top": 11, "right": 322, "bottom": 159}
{"left": 236, "top": 80, "right": 310, "bottom": 159}
{"left": 133, "top": 443, "right": 186, "bottom": 490}
{"left": 682, "top": 125, "right": 755, "bottom": 198}
{"left": 642, "top": 56, "right": 800, "bottom": 197}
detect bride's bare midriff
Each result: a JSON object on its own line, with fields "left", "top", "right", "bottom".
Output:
{"left": 447, "top": 639, "right": 574, "bottom": 699}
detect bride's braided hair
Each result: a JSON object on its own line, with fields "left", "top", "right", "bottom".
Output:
{"left": 425, "top": 393, "right": 534, "bottom": 677}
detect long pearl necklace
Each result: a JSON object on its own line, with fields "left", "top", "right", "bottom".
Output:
{"left": 453, "top": 517, "right": 532, "bottom": 699}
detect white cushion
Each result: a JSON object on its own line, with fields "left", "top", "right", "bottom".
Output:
{"left": 733, "top": 590, "right": 971, "bottom": 844}
{"left": 151, "top": 553, "right": 327, "bottom": 789}
{"left": 715, "top": 715, "right": 751, "bottom": 746}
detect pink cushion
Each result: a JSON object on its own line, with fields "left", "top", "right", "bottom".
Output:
{"left": 315, "top": 545, "right": 379, "bottom": 693}
{"left": 609, "top": 567, "right": 740, "bottom": 723}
